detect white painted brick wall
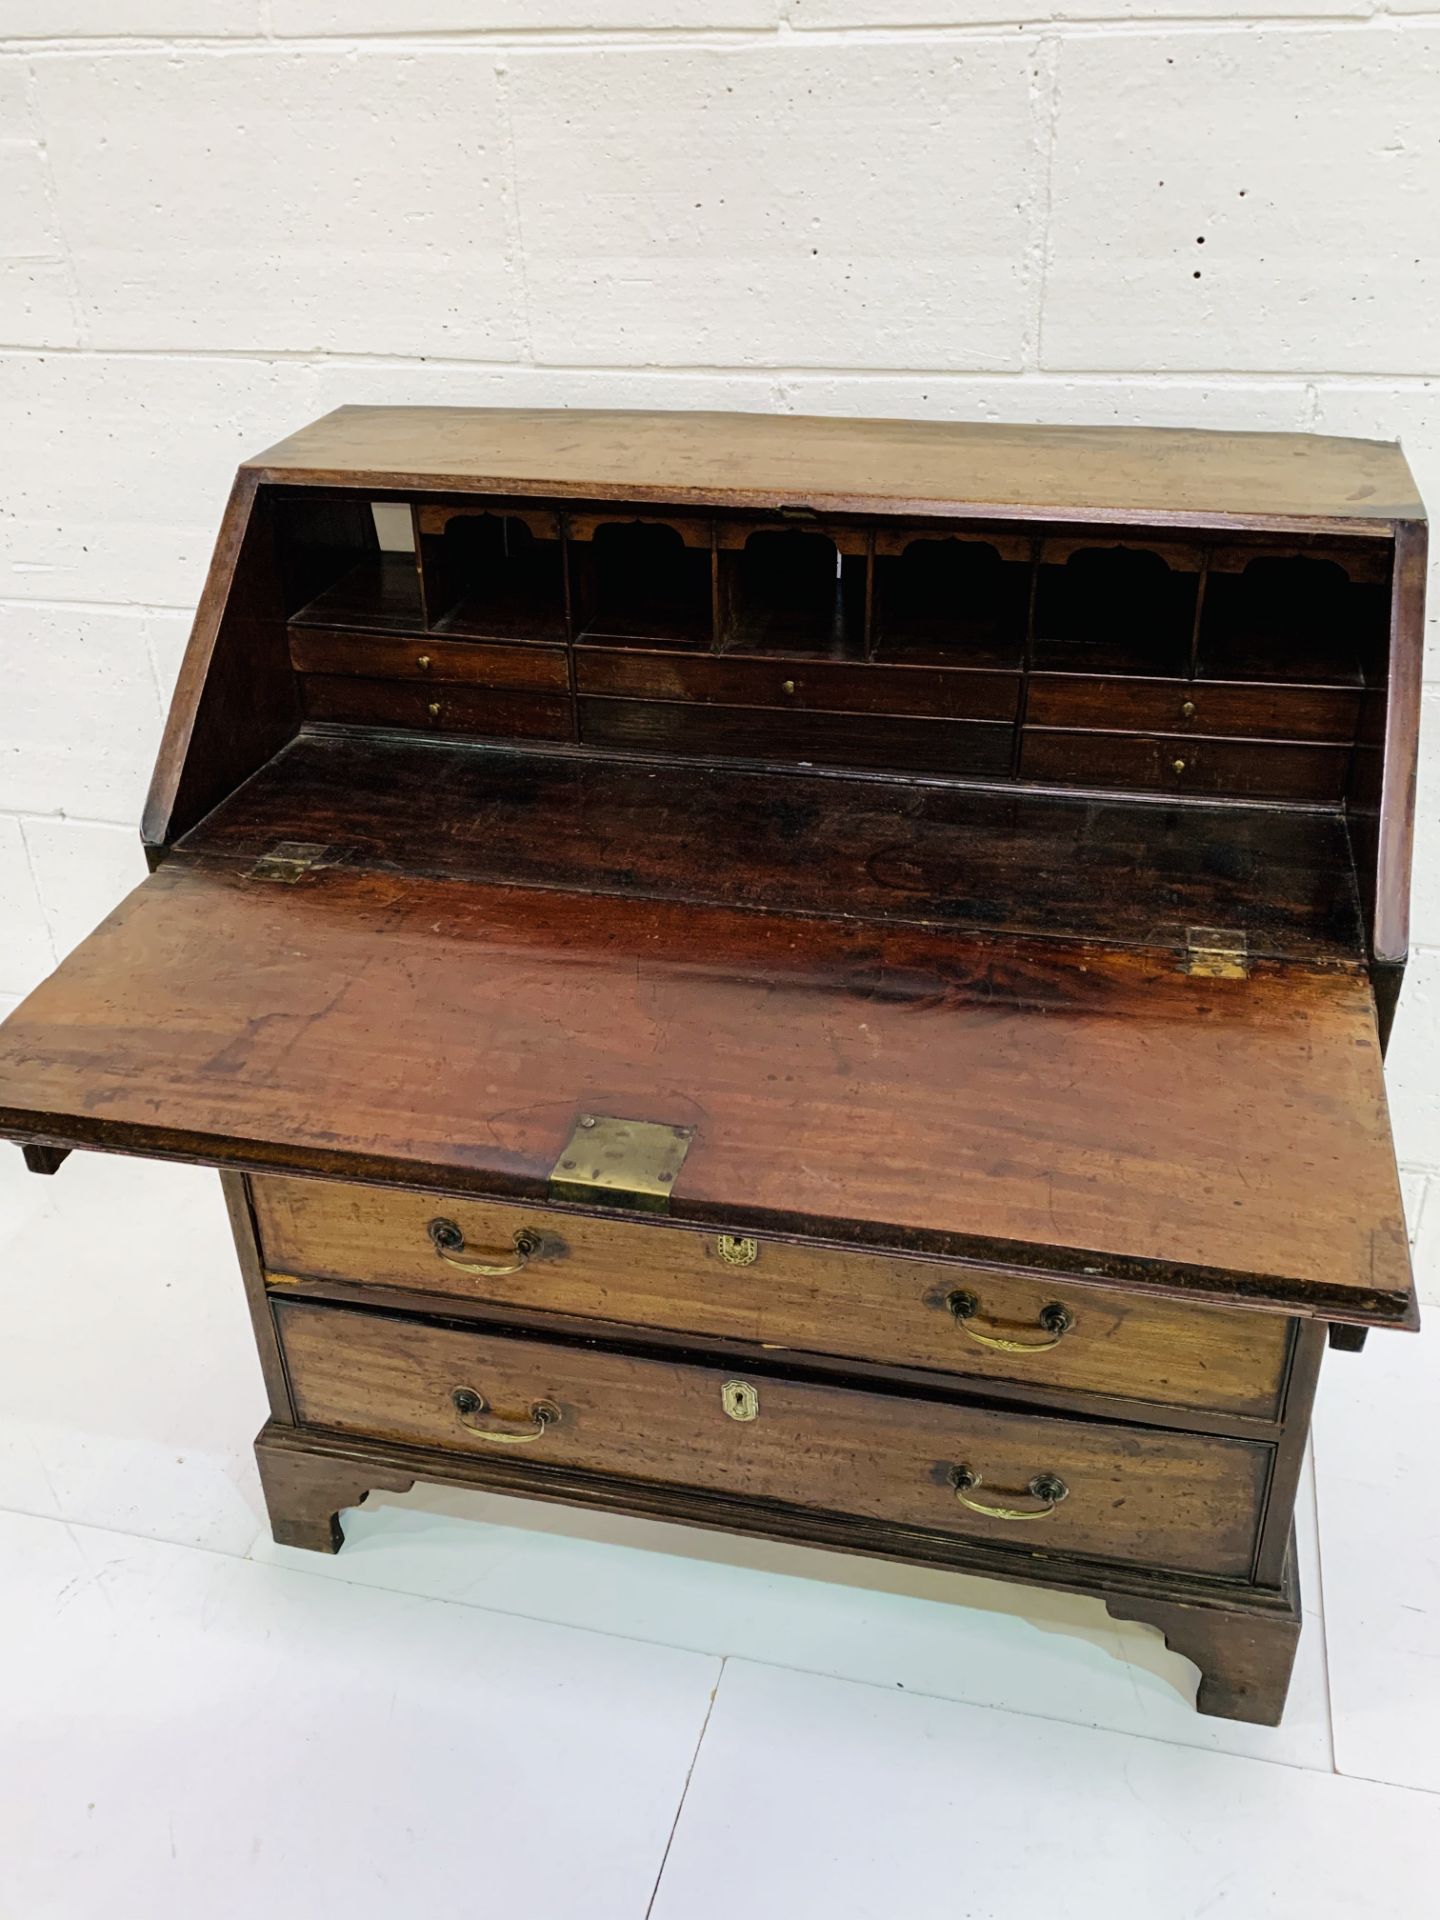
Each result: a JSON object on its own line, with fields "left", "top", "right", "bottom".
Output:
{"left": 1043, "top": 28, "right": 1440, "bottom": 375}
{"left": 508, "top": 40, "right": 1040, "bottom": 370}
{"left": 1, "top": 6, "right": 1436, "bottom": 1269}
{"left": 29, "top": 50, "right": 519, "bottom": 357}
{"left": 2, "top": 7, "right": 262, "bottom": 35}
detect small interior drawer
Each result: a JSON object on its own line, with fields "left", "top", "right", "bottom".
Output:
{"left": 1026, "top": 674, "right": 1361, "bottom": 743}
{"left": 577, "top": 697, "right": 1013, "bottom": 777}
{"left": 251, "top": 1176, "right": 1293, "bottom": 1420}
{"left": 1021, "top": 728, "right": 1352, "bottom": 802}
{"left": 575, "top": 648, "right": 1020, "bottom": 723}
{"left": 290, "top": 630, "right": 569, "bottom": 692}
{"left": 301, "top": 678, "right": 572, "bottom": 739}
{"left": 275, "top": 1298, "right": 1270, "bottom": 1577}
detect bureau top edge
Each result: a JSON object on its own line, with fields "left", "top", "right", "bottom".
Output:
{"left": 241, "top": 406, "right": 1425, "bottom": 533}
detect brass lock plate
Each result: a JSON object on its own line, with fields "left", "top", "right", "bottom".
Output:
{"left": 548, "top": 1113, "right": 694, "bottom": 1214}
{"left": 721, "top": 1380, "right": 759, "bottom": 1422}
{"left": 716, "top": 1234, "right": 759, "bottom": 1267}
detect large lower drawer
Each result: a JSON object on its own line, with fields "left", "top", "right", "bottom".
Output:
{"left": 274, "top": 1299, "right": 1270, "bottom": 1577}
{"left": 251, "top": 1176, "right": 1293, "bottom": 1421}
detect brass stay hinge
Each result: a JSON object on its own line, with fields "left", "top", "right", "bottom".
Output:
{"left": 248, "top": 841, "right": 333, "bottom": 884}
{"left": 1182, "top": 926, "right": 1250, "bottom": 980}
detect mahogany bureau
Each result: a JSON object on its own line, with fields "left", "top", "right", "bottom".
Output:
{"left": 0, "top": 408, "right": 1424, "bottom": 1724}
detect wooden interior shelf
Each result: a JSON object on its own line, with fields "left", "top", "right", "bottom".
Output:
{"left": 718, "top": 524, "right": 867, "bottom": 656}
{"left": 420, "top": 505, "right": 568, "bottom": 642}
{"left": 289, "top": 552, "right": 425, "bottom": 634}
{"left": 280, "top": 492, "right": 424, "bottom": 634}
{"left": 572, "top": 514, "right": 712, "bottom": 647}
{"left": 873, "top": 533, "right": 1029, "bottom": 669}
{"left": 1032, "top": 540, "right": 1200, "bottom": 678}
{"left": 1198, "top": 552, "right": 1387, "bottom": 686}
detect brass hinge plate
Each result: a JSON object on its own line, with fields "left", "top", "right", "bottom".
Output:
{"left": 548, "top": 1113, "right": 694, "bottom": 1214}
{"left": 249, "top": 841, "right": 332, "bottom": 884}
{"left": 1182, "top": 926, "right": 1250, "bottom": 979}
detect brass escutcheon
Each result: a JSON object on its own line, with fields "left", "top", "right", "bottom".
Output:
{"left": 721, "top": 1380, "right": 760, "bottom": 1422}
{"left": 716, "top": 1234, "right": 760, "bottom": 1267}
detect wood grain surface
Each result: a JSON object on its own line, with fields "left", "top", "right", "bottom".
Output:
{"left": 0, "top": 851, "right": 1411, "bottom": 1322}
{"left": 174, "top": 733, "right": 1368, "bottom": 963}
{"left": 252, "top": 1173, "right": 1294, "bottom": 1419}
{"left": 244, "top": 407, "right": 1422, "bottom": 531}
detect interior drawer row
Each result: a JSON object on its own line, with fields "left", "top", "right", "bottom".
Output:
{"left": 251, "top": 1175, "right": 1293, "bottom": 1423}
{"left": 291, "top": 629, "right": 1359, "bottom": 795}
{"left": 290, "top": 631, "right": 1361, "bottom": 743}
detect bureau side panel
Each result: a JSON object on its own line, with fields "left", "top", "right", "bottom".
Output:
{"left": 142, "top": 475, "right": 302, "bottom": 855}
{"left": 220, "top": 1171, "right": 294, "bottom": 1425}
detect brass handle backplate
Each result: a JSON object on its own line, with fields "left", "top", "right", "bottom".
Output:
{"left": 946, "top": 1291, "right": 1073, "bottom": 1353}
{"left": 451, "top": 1387, "right": 560, "bottom": 1445}
{"left": 950, "top": 1465, "right": 1068, "bottom": 1521}
{"left": 429, "top": 1218, "right": 540, "bottom": 1278}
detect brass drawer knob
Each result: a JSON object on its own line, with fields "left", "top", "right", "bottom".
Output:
{"left": 946, "top": 1291, "right": 1073, "bottom": 1352}
{"left": 451, "top": 1387, "right": 561, "bottom": 1445}
{"left": 1172, "top": 757, "right": 1187, "bottom": 775}
{"left": 1180, "top": 699, "right": 1196, "bottom": 719}
{"left": 429, "top": 1218, "right": 540, "bottom": 1277}
{"left": 781, "top": 679, "right": 797, "bottom": 696}
{"left": 949, "top": 1465, "right": 1068, "bottom": 1521}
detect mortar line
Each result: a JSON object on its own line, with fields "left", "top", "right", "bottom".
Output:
{"left": 493, "top": 55, "right": 536, "bottom": 368}
{"left": 3, "top": 15, "right": 1437, "bottom": 58}
{"left": 12, "top": 817, "right": 60, "bottom": 968}
{"left": 19, "top": 56, "right": 87, "bottom": 350}
{"left": 0, "top": 342, "right": 1434, "bottom": 387}
{"left": 1023, "top": 33, "right": 1062, "bottom": 375}
{"left": 0, "top": 595, "right": 193, "bottom": 614}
